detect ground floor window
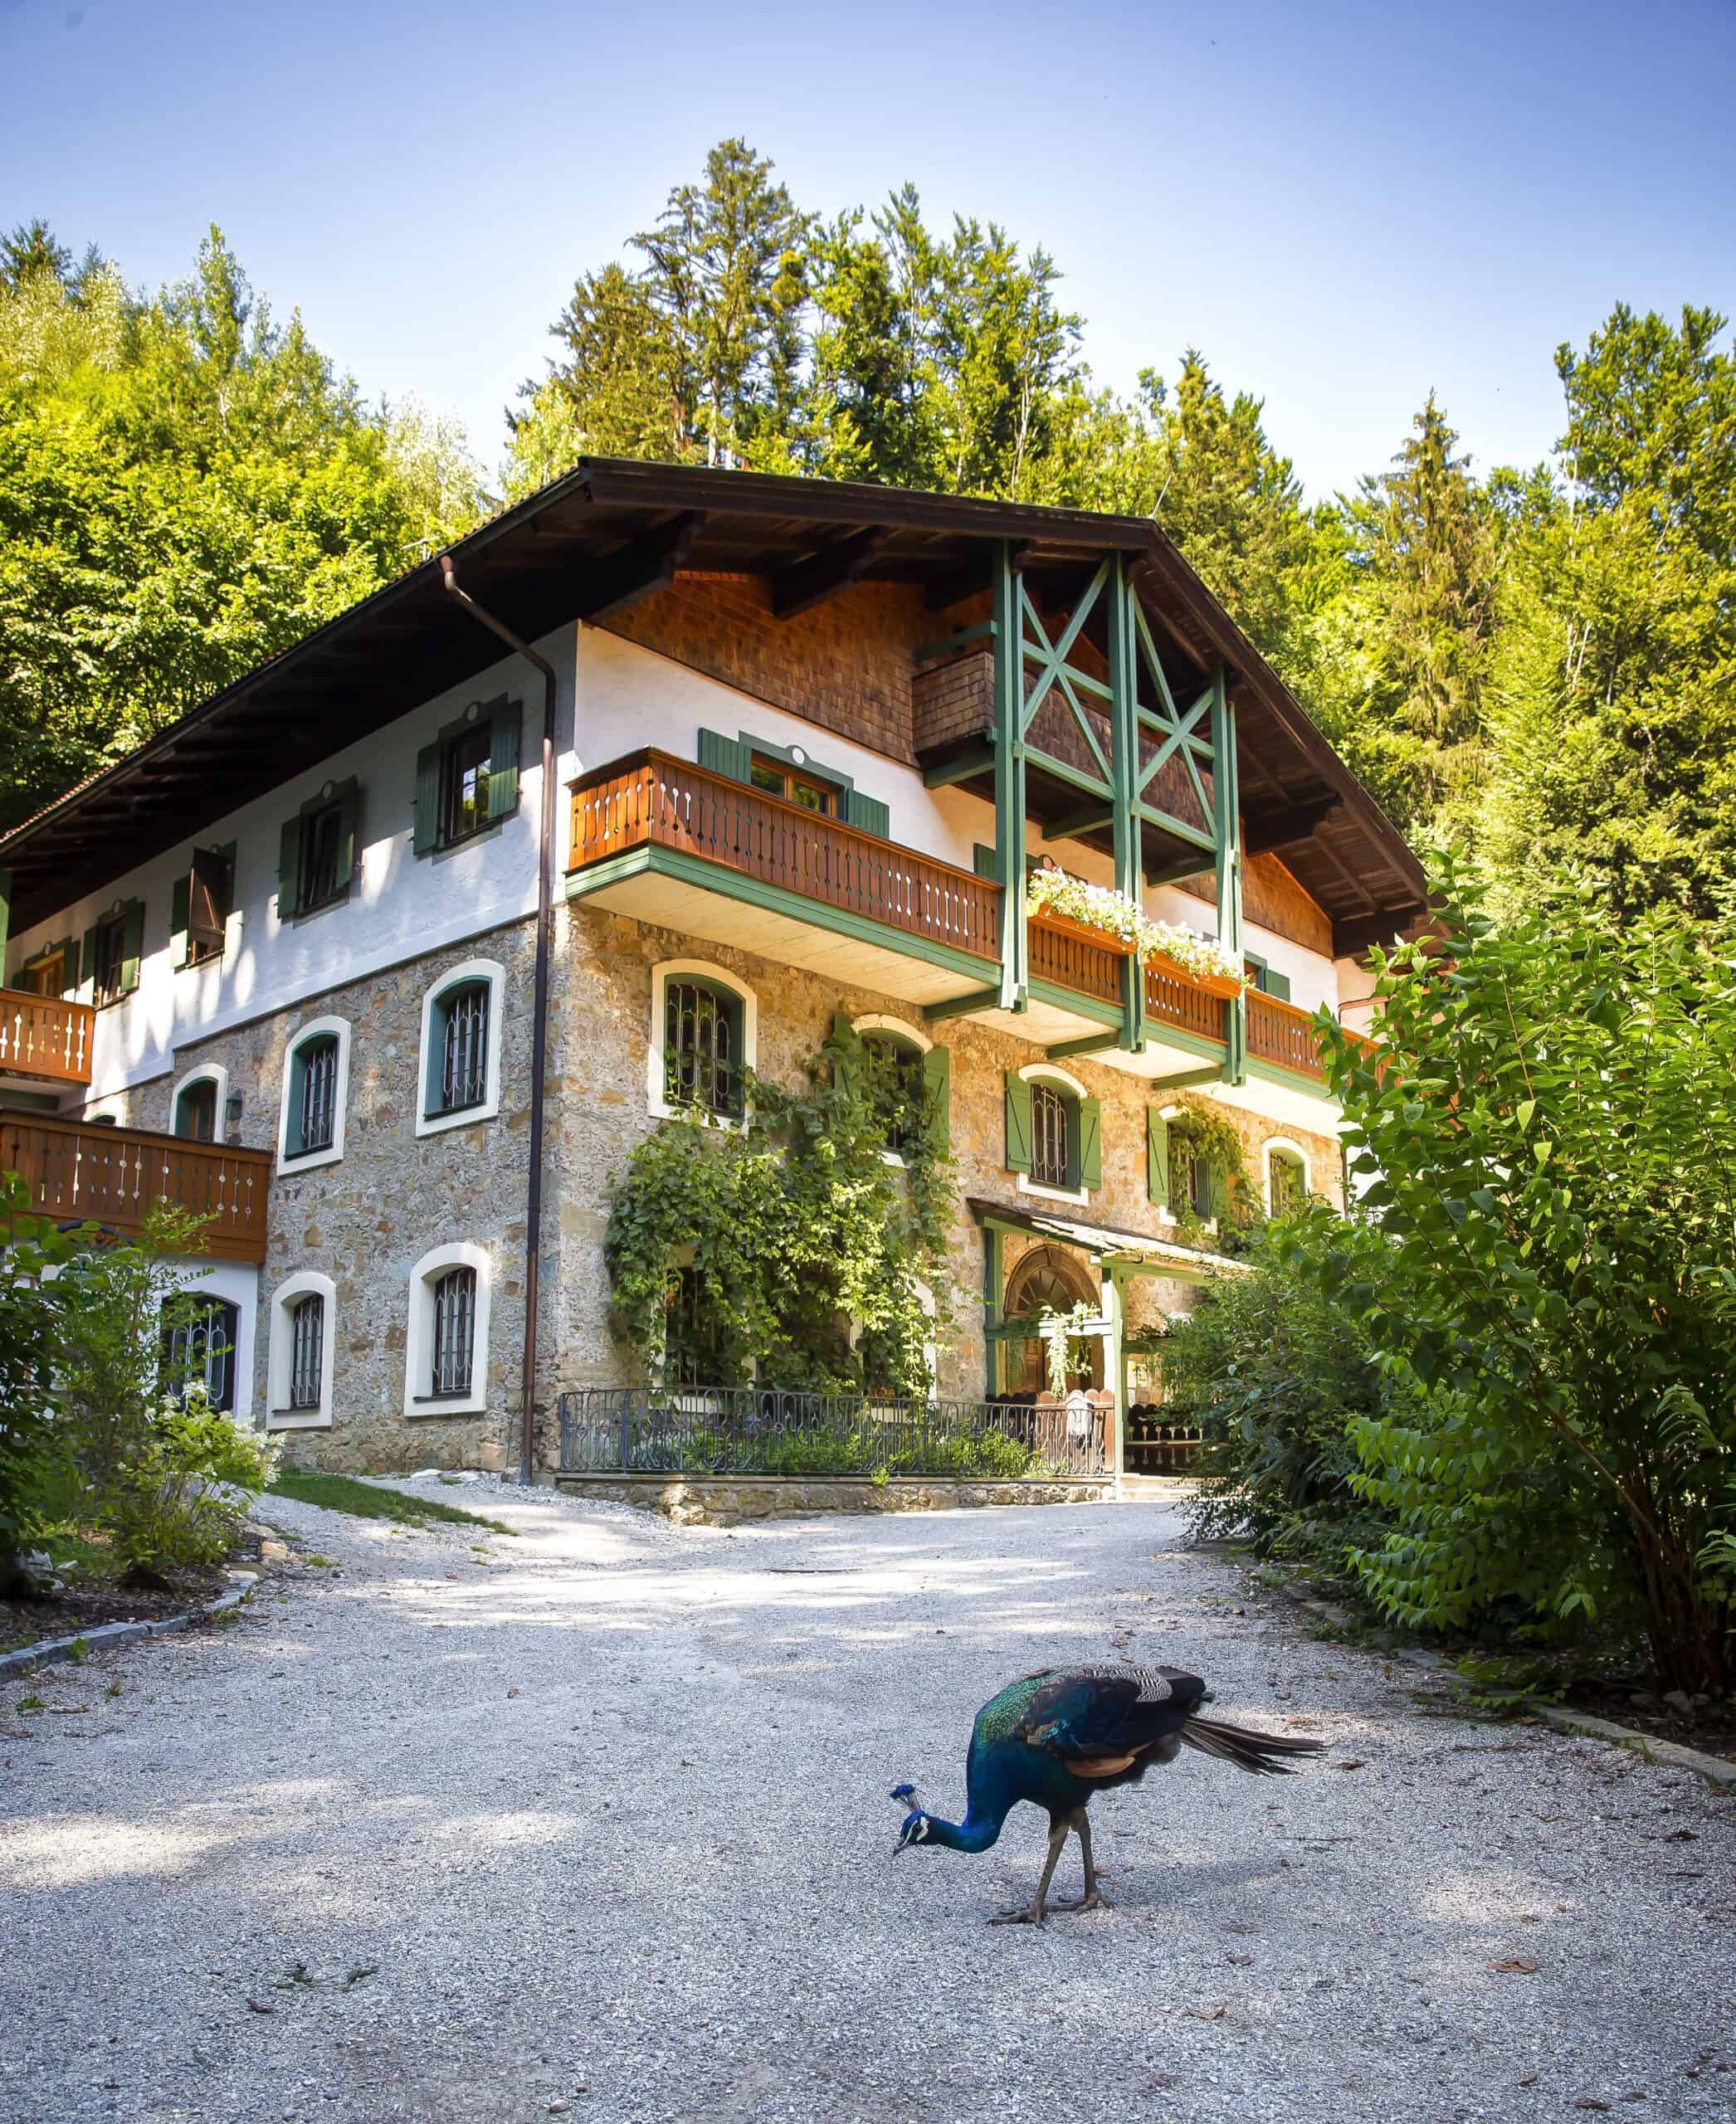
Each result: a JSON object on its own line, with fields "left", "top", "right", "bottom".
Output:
{"left": 163, "top": 1297, "right": 238, "bottom": 1412}
{"left": 403, "top": 1245, "right": 491, "bottom": 1417}
{"left": 289, "top": 1292, "right": 325, "bottom": 1410}
{"left": 666, "top": 1265, "right": 723, "bottom": 1387}
{"left": 431, "top": 1266, "right": 477, "bottom": 1398}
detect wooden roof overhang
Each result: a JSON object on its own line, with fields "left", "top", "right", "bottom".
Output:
{"left": 0, "top": 459, "right": 1426, "bottom": 952}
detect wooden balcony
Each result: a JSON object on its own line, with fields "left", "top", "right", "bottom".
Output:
{"left": 0, "top": 988, "right": 94, "bottom": 1087}
{"left": 1, "top": 1114, "right": 271, "bottom": 1263}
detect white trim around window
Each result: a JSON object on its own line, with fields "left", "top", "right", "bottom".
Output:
{"left": 415, "top": 957, "right": 506, "bottom": 1138}
{"left": 276, "top": 1015, "right": 351, "bottom": 1176}
{"left": 403, "top": 1240, "right": 492, "bottom": 1418}
{"left": 172, "top": 1064, "right": 229, "bottom": 1143}
{"left": 1262, "top": 1136, "right": 1312, "bottom": 1215}
{"left": 266, "top": 1269, "right": 336, "bottom": 1431}
{"left": 646, "top": 958, "right": 758, "bottom": 1123}
{"left": 1015, "top": 1061, "right": 1090, "bottom": 1206}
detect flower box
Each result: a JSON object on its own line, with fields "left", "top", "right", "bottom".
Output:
{"left": 1028, "top": 909, "right": 1136, "bottom": 957}
{"left": 1148, "top": 948, "right": 1243, "bottom": 1000}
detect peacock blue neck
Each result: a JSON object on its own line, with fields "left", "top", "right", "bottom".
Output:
{"left": 921, "top": 1803, "right": 1008, "bottom": 1854}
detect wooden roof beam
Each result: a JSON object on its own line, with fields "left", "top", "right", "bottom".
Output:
{"left": 1334, "top": 902, "right": 1429, "bottom": 959}
{"left": 772, "top": 526, "right": 890, "bottom": 620}
{"left": 1241, "top": 793, "right": 1343, "bottom": 858}
{"left": 577, "top": 513, "right": 703, "bottom": 623}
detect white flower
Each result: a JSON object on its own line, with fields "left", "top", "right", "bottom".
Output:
{"left": 1025, "top": 869, "right": 1250, "bottom": 989}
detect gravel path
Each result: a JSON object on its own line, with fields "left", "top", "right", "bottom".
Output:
{"left": 2, "top": 1483, "right": 1733, "bottom": 2124}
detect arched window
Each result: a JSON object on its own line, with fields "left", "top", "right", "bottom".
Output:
{"left": 163, "top": 1296, "right": 239, "bottom": 1413}
{"left": 1002, "top": 1246, "right": 1101, "bottom": 1396}
{"left": 1030, "top": 1080, "right": 1072, "bottom": 1189}
{"left": 1007, "top": 1065, "right": 1099, "bottom": 1199}
{"left": 403, "top": 1244, "right": 491, "bottom": 1417}
{"left": 649, "top": 962, "right": 757, "bottom": 1123}
{"left": 266, "top": 1270, "right": 336, "bottom": 1430}
{"left": 666, "top": 1265, "right": 724, "bottom": 1387}
{"left": 417, "top": 960, "right": 505, "bottom": 1136}
{"left": 277, "top": 1017, "right": 350, "bottom": 1172}
{"left": 175, "top": 1077, "right": 219, "bottom": 1142}
{"left": 861, "top": 1033, "right": 924, "bottom": 1156}
{"left": 1265, "top": 1140, "right": 1309, "bottom": 1217}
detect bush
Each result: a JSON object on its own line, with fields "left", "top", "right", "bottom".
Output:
{"left": 1163, "top": 1227, "right": 1398, "bottom": 1564}
{"left": 105, "top": 1387, "right": 277, "bottom": 1573}
{"left": 1312, "top": 861, "right": 1736, "bottom": 1693}
{"left": 0, "top": 1176, "right": 80, "bottom": 1591}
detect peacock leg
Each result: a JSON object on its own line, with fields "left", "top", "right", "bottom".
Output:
{"left": 1049, "top": 1809, "right": 1113, "bottom": 1914}
{"left": 988, "top": 1819, "right": 1069, "bottom": 1927}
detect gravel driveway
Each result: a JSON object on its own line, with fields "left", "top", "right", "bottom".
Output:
{"left": 2, "top": 1485, "right": 1733, "bottom": 2124}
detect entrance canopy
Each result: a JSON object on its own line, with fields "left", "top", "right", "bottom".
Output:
{"left": 967, "top": 1197, "right": 1253, "bottom": 1284}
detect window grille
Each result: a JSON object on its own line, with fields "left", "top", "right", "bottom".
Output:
{"left": 1268, "top": 1148, "right": 1305, "bottom": 1216}
{"left": 297, "top": 1035, "right": 339, "bottom": 1154}
{"left": 666, "top": 1266, "right": 721, "bottom": 1388}
{"left": 438, "top": 983, "right": 490, "bottom": 1113}
{"left": 163, "top": 1298, "right": 237, "bottom": 1412}
{"left": 431, "top": 1266, "right": 476, "bottom": 1397}
{"left": 664, "top": 980, "right": 741, "bottom": 1117}
{"left": 1030, "top": 1081, "right": 1071, "bottom": 1190}
{"left": 863, "top": 1035, "right": 924, "bottom": 1156}
{"left": 289, "top": 1293, "right": 324, "bottom": 1410}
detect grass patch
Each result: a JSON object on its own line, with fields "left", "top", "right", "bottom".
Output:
{"left": 267, "top": 1471, "right": 515, "bottom": 1537}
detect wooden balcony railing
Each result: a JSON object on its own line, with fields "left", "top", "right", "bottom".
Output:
{"left": 0, "top": 989, "right": 95, "bottom": 1086}
{"left": 1, "top": 1114, "right": 271, "bottom": 1263}
{"left": 1027, "top": 913, "right": 1124, "bottom": 1006}
{"left": 1145, "top": 959, "right": 1230, "bottom": 1048}
{"left": 570, "top": 749, "right": 1002, "bottom": 962}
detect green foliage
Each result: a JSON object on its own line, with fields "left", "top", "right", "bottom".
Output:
{"left": 105, "top": 1387, "right": 277, "bottom": 1573}
{"left": 1165, "top": 1098, "right": 1253, "bottom": 1254}
{"left": 0, "top": 1174, "right": 83, "bottom": 1586}
{"left": 0, "top": 224, "right": 485, "bottom": 830}
{"left": 1164, "top": 1226, "right": 1399, "bottom": 1564}
{"left": 676, "top": 1422, "right": 1034, "bottom": 1480}
{"left": 604, "top": 1018, "right": 953, "bottom": 1395}
{"left": 1309, "top": 860, "right": 1736, "bottom": 1691}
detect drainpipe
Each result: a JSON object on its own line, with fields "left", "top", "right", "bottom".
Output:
{"left": 438, "top": 556, "right": 557, "bottom": 1487}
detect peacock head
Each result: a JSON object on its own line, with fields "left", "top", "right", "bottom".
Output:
{"left": 890, "top": 1782, "right": 933, "bottom": 1854}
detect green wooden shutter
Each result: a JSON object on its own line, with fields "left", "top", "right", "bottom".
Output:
{"left": 424, "top": 994, "right": 447, "bottom": 1117}
{"left": 698, "top": 728, "right": 749, "bottom": 783}
{"left": 1265, "top": 967, "right": 1291, "bottom": 1003}
{"left": 412, "top": 743, "right": 442, "bottom": 855}
{"left": 1207, "top": 1159, "right": 1231, "bottom": 1222}
{"left": 1004, "top": 1073, "right": 1032, "bottom": 1175}
{"left": 80, "top": 924, "right": 99, "bottom": 991}
{"left": 1075, "top": 1095, "right": 1102, "bottom": 1192}
{"left": 119, "top": 899, "right": 144, "bottom": 995}
{"left": 1147, "top": 1108, "right": 1170, "bottom": 1207}
{"left": 973, "top": 843, "right": 997, "bottom": 879}
{"left": 52, "top": 938, "right": 76, "bottom": 998}
{"left": 279, "top": 814, "right": 303, "bottom": 917}
{"left": 828, "top": 1011, "right": 864, "bottom": 1102}
{"left": 170, "top": 873, "right": 191, "bottom": 969}
{"left": 843, "top": 789, "right": 890, "bottom": 839}
{"left": 921, "top": 1044, "right": 951, "bottom": 1160}
{"left": 332, "top": 778, "right": 359, "bottom": 889}
{"left": 487, "top": 704, "right": 521, "bottom": 822}
{"left": 285, "top": 1045, "right": 305, "bottom": 1156}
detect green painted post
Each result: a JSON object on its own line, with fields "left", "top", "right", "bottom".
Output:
{"left": 983, "top": 1220, "right": 1005, "bottom": 1396}
{"left": 1211, "top": 665, "right": 1246, "bottom": 1084}
{"left": 1106, "top": 558, "right": 1146, "bottom": 1054}
{"left": 992, "top": 543, "right": 1027, "bottom": 1013}
{"left": 1104, "top": 1264, "right": 1127, "bottom": 1483}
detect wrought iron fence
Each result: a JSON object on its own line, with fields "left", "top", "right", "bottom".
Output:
{"left": 557, "top": 1386, "right": 1109, "bottom": 1480}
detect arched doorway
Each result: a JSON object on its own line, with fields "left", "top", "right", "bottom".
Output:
{"left": 1003, "top": 1245, "right": 1103, "bottom": 1396}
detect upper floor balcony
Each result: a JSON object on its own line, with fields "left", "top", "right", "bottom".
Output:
{"left": 568, "top": 749, "right": 1351, "bottom": 1091}
{"left": 0, "top": 988, "right": 95, "bottom": 1089}
{"left": 1, "top": 1113, "right": 271, "bottom": 1262}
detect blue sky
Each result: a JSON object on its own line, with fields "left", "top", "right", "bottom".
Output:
{"left": 4, "top": 0, "right": 1733, "bottom": 500}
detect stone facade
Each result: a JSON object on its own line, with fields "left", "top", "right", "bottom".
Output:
{"left": 552, "top": 1474, "right": 1112, "bottom": 1526}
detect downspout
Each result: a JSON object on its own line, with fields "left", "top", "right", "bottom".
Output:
{"left": 438, "top": 556, "right": 557, "bottom": 1487}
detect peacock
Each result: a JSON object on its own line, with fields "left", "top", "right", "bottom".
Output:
{"left": 891, "top": 1662, "right": 1324, "bottom": 1924}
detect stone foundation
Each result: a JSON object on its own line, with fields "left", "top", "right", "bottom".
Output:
{"left": 553, "top": 1472, "right": 1112, "bottom": 1525}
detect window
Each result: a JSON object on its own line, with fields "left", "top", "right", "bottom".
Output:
{"left": 171, "top": 845, "right": 235, "bottom": 969}
{"left": 749, "top": 754, "right": 835, "bottom": 816}
{"left": 163, "top": 1297, "right": 238, "bottom": 1413}
{"left": 266, "top": 1270, "right": 335, "bottom": 1430}
{"left": 1244, "top": 952, "right": 1292, "bottom": 1003}
{"left": 861, "top": 1035, "right": 923, "bottom": 1155}
{"left": 414, "top": 699, "right": 521, "bottom": 856}
{"left": 20, "top": 947, "right": 66, "bottom": 998}
{"left": 696, "top": 728, "right": 890, "bottom": 839}
{"left": 417, "top": 961, "right": 505, "bottom": 1135}
{"left": 846, "top": 1016, "right": 948, "bottom": 1166}
{"left": 403, "top": 1244, "right": 491, "bottom": 1417}
{"left": 177, "top": 1079, "right": 217, "bottom": 1142}
{"left": 289, "top": 1293, "right": 325, "bottom": 1410}
{"left": 276, "top": 1017, "right": 351, "bottom": 1172}
{"left": 1006, "top": 1067, "right": 1100, "bottom": 1200}
{"left": 278, "top": 780, "right": 358, "bottom": 919}
{"left": 665, "top": 979, "right": 740, "bottom": 1116}
{"left": 1265, "top": 1141, "right": 1309, "bottom": 1217}
{"left": 666, "top": 1265, "right": 724, "bottom": 1387}
{"left": 83, "top": 902, "right": 143, "bottom": 1008}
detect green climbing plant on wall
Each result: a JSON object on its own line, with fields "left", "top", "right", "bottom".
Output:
{"left": 604, "top": 1016, "right": 955, "bottom": 1396}
{"left": 1166, "top": 1099, "right": 1254, "bottom": 1255}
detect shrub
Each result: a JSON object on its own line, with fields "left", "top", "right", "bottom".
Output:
{"left": 0, "top": 1176, "right": 80, "bottom": 1591}
{"left": 106, "top": 1387, "right": 278, "bottom": 1573}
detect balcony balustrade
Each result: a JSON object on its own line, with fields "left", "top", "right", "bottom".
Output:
{"left": 1, "top": 1113, "right": 271, "bottom": 1262}
{"left": 0, "top": 988, "right": 94, "bottom": 1087}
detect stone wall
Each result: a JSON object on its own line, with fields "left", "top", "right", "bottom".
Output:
{"left": 552, "top": 1473, "right": 1111, "bottom": 1526}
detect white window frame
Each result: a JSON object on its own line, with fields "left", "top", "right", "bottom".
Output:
{"left": 276, "top": 1015, "right": 351, "bottom": 1175}
{"left": 266, "top": 1269, "right": 336, "bottom": 1431}
{"left": 852, "top": 1013, "right": 932, "bottom": 1169}
{"left": 647, "top": 958, "right": 758, "bottom": 1125}
{"left": 1015, "top": 1061, "right": 1090, "bottom": 1207}
{"left": 415, "top": 957, "right": 505, "bottom": 1138}
{"left": 171, "top": 1063, "right": 230, "bottom": 1144}
{"left": 403, "top": 1240, "right": 492, "bottom": 1418}
{"left": 1262, "top": 1135, "right": 1312, "bottom": 1216}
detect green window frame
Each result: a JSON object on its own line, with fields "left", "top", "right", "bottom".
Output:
{"left": 424, "top": 979, "right": 491, "bottom": 1119}
{"left": 174, "top": 1077, "right": 219, "bottom": 1142}
{"left": 80, "top": 899, "right": 144, "bottom": 1008}
{"left": 1004, "top": 1072, "right": 1100, "bottom": 1192}
{"left": 285, "top": 1032, "right": 341, "bottom": 1158}
{"left": 413, "top": 698, "right": 522, "bottom": 856}
{"left": 697, "top": 728, "right": 890, "bottom": 839}
{"left": 279, "top": 780, "right": 359, "bottom": 921}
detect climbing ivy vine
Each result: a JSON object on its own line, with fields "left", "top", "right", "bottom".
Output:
{"left": 604, "top": 1017, "right": 955, "bottom": 1395}
{"left": 1166, "top": 1098, "right": 1254, "bottom": 1254}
